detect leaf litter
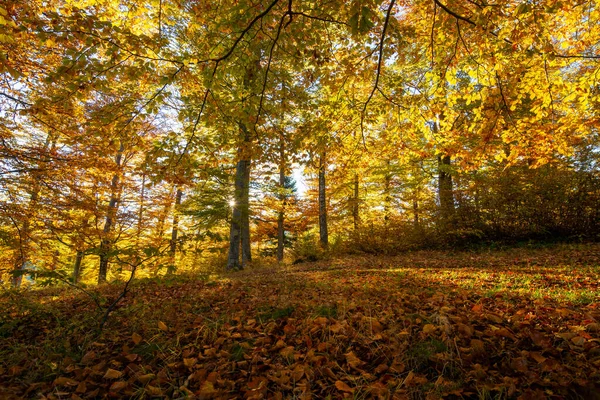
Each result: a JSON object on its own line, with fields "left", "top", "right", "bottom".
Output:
{"left": 1, "top": 244, "right": 600, "bottom": 399}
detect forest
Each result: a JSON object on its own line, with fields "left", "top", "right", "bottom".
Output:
{"left": 1, "top": 0, "right": 600, "bottom": 398}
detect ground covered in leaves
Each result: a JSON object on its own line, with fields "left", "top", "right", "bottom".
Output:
{"left": 2, "top": 244, "right": 600, "bottom": 399}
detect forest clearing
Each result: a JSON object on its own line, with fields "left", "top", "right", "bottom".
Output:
{"left": 1, "top": 244, "right": 600, "bottom": 399}
{"left": 2, "top": 0, "right": 600, "bottom": 398}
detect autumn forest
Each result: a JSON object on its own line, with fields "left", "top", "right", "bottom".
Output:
{"left": 1, "top": 0, "right": 600, "bottom": 398}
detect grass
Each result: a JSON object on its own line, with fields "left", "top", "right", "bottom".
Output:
{"left": 1, "top": 243, "right": 599, "bottom": 399}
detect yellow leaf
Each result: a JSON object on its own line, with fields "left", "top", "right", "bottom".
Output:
{"left": 199, "top": 381, "right": 217, "bottom": 395}
{"left": 103, "top": 368, "right": 123, "bottom": 380}
{"left": 423, "top": 324, "right": 436, "bottom": 334}
{"left": 183, "top": 357, "right": 197, "bottom": 368}
{"left": 158, "top": 321, "right": 168, "bottom": 331}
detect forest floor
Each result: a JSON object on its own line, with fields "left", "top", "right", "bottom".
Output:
{"left": 1, "top": 243, "right": 600, "bottom": 399}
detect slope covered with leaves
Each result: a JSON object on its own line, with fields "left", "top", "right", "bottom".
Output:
{"left": 2, "top": 244, "right": 600, "bottom": 399}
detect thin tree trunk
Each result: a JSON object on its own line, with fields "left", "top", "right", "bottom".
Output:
{"left": 352, "top": 173, "right": 359, "bottom": 231}
{"left": 98, "top": 142, "right": 124, "bottom": 284}
{"left": 169, "top": 188, "right": 183, "bottom": 268}
{"left": 73, "top": 250, "right": 84, "bottom": 284}
{"left": 153, "top": 186, "right": 174, "bottom": 244}
{"left": 241, "top": 159, "right": 251, "bottom": 266}
{"left": 170, "top": 188, "right": 183, "bottom": 256}
{"left": 413, "top": 194, "right": 420, "bottom": 228}
{"left": 136, "top": 171, "right": 146, "bottom": 247}
{"left": 383, "top": 161, "right": 391, "bottom": 225}
{"left": 277, "top": 140, "right": 286, "bottom": 262}
{"left": 13, "top": 134, "right": 56, "bottom": 287}
{"left": 318, "top": 153, "right": 328, "bottom": 249}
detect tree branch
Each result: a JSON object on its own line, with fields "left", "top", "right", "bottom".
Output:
{"left": 361, "top": 0, "right": 396, "bottom": 144}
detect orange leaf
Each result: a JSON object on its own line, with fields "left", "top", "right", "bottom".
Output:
{"left": 184, "top": 357, "right": 197, "bottom": 368}
{"left": 335, "top": 380, "right": 354, "bottom": 393}
{"left": 54, "top": 377, "right": 79, "bottom": 386}
{"left": 109, "top": 381, "right": 127, "bottom": 392}
{"left": 158, "top": 321, "right": 168, "bottom": 332}
{"left": 422, "top": 324, "right": 436, "bottom": 334}
{"left": 345, "top": 351, "right": 364, "bottom": 369}
{"left": 199, "top": 381, "right": 217, "bottom": 395}
{"left": 132, "top": 332, "right": 143, "bottom": 345}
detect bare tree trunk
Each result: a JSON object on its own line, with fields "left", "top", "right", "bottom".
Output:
{"left": 72, "top": 250, "right": 84, "bottom": 284}
{"left": 413, "top": 195, "right": 420, "bottom": 228}
{"left": 13, "top": 134, "right": 56, "bottom": 287}
{"left": 352, "top": 173, "right": 360, "bottom": 231}
{"left": 136, "top": 171, "right": 146, "bottom": 247}
{"left": 98, "top": 142, "right": 124, "bottom": 284}
{"left": 153, "top": 186, "right": 174, "bottom": 244}
{"left": 438, "top": 154, "right": 454, "bottom": 226}
{"left": 318, "top": 153, "right": 328, "bottom": 249}
{"left": 169, "top": 188, "right": 183, "bottom": 264}
{"left": 227, "top": 61, "right": 257, "bottom": 270}
{"left": 241, "top": 159, "right": 251, "bottom": 266}
{"left": 227, "top": 159, "right": 245, "bottom": 270}
{"left": 383, "top": 161, "right": 391, "bottom": 225}
{"left": 277, "top": 140, "right": 286, "bottom": 262}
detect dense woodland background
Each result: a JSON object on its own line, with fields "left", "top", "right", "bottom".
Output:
{"left": 1, "top": 0, "right": 600, "bottom": 286}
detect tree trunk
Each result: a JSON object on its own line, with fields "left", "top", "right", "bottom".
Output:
{"left": 277, "top": 141, "right": 286, "bottom": 262}
{"left": 383, "top": 161, "right": 391, "bottom": 224}
{"left": 241, "top": 159, "right": 251, "bottom": 266}
{"left": 169, "top": 188, "right": 183, "bottom": 262}
{"left": 438, "top": 154, "right": 455, "bottom": 226}
{"left": 98, "top": 142, "right": 124, "bottom": 284}
{"left": 318, "top": 153, "right": 328, "bottom": 249}
{"left": 72, "top": 250, "right": 84, "bottom": 284}
{"left": 413, "top": 195, "right": 420, "bottom": 228}
{"left": 12, "top": 134, "right": 56, "bottom": 286}
{"left": 227, "top": 159, "right": 245, "bottom": 270}
{"left": 352, "top": 173, "right": 359, "bottom": 231}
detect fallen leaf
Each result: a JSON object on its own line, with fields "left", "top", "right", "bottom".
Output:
{"left": 335, "top": 380, "right": 354, "bottom": 393}
{"left": 183, "top": 357, "right": 197, "bottom": 368}
{"left": 132, "top": 332, "right": 143, "bottom": 344}
{"left": 54, "top": 377, "right": 79, "bottom": 386}
{"left": 199, "top": 381, "right": 217, "bottom": 395}
{"left": 109, "top": 381, "right": 127, "bottom": 392}
{"left": 158, "top": 321, "right": 168, "bottom": 331}
{"left": 571, "top": 336, "right": 585, "bottom": 346}
{"left": 423, "top": 324, "right": 436, "bottom": 334}
{"left": 345, "top": 351, "right": 364, "bottom": 369}
{"left": 80, "top": 351, "right": 96, "bottom": 365}
{"left": 103, "top": 368, "right": 122, "bottom": 380}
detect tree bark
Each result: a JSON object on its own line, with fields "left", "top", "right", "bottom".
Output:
{"left": 169, "top": 188, "right": 183, "bottom": 259}
{"left": 438, "top": 154, "right": 455, "bottom": 226}
{"left": 72, "top": 250, "right": 84, "bottom": 284}
{"left": 98, "top": 142, "right": 124, "bottom": 284}
{"left": 318, "top": 153, "right": 328, "bottom": 249}
{"left": 352, "top": 173, "right": 360, "bottom": 231}
{"left": 241, "top": 159, "right": 251, "bottom": 266}
{"left": 277, "top": 140, "right": 286, "bottom": 262}
{"left": 227, "top": 159, "right": 245, "bottom": 270}
{"left": 13, "top": 133, "right": 56, "bottom": 287}
{"left": 383, "top": 161, "right": 391, "bottom": 224}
